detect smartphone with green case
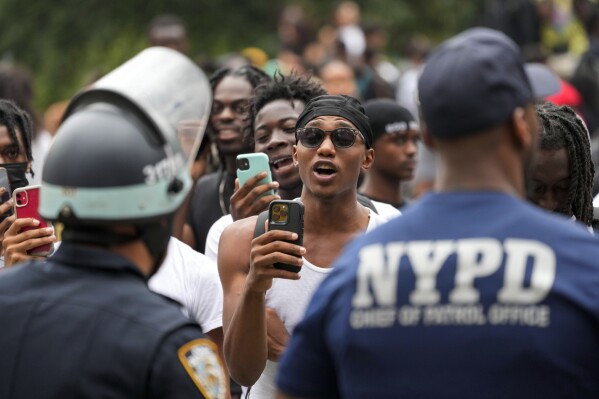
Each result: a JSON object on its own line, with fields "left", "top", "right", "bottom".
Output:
{"left": 236, "top": 153, "right": 275, "bottom": 199}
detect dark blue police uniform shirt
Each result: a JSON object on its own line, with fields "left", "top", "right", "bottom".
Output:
{"left": 0, "top": 243, "right": 214, "bottom": 399}
{"left": 277, "top": 192, "right": 599, "bottom": 399}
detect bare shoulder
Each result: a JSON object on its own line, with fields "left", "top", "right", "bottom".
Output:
{"left": 220, "top": 215, "right": 258, "bottom": 244}
{"left": 218, "top": 215, "right": 258, "bottom": 278}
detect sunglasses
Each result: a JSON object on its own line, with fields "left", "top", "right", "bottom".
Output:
{"left": 296, "top": 127, "right": 364, "bottom": 149}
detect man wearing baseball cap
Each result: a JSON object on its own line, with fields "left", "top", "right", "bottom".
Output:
{"left": 360, "top": 98, "right": 419, "bottom": 209}
{"left": 276, "top": 28, "right": 599, "bottom": 398}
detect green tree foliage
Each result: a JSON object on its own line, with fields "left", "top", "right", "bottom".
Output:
{"left": 0, "top": 0, "right": 482, "bottom": 111}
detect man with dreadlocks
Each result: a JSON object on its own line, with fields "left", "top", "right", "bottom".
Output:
{"left": 528, "top": 102, "right": 597, "bottom": 229}
{"left": 0, "top": 63, "right": 52, "bottom": 186}
{"left": 183, "top": 66, "right": 270, "bottom": 254}
{"left": 0, "top": 99, "right": 38, "bottom": 265}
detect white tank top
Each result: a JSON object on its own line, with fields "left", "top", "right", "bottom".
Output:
{"left": 248, "top": 210, "right": 388, "bottom": 398}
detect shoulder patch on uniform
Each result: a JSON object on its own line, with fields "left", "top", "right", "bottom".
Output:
{"left": 178, "top": 338, "right": 227, "bottom": 399}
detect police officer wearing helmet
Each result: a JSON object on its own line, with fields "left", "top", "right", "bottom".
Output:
{"left": 0, "top": 48, "right": 226, "bottom": 399}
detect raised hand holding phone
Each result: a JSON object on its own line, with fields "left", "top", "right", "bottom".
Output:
{"left": 230, "top": 153, "right": 280, "bottom": 221}
{"left": 13, "top": 185, "right": 55, "bottom": 257}
{"left": 2, "top": 217, "right": 56, "bottom": 267}
{"left": 245, "top": 201, "right": 306, "bottom": 294}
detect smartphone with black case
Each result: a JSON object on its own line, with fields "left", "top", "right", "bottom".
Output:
{"left": 0, "top": 167, "right": 12, "bottom": 221}
{"left": 236, "top": 153, "right": 275, "bottom": 199}
{"left": 268, "top": 200, "right": 304, "bottom": 273}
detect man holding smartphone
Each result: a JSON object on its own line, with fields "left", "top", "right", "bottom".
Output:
{"left": 218, "top": 94, "right": 392, "bottom": 397}
{"left": 0, "top": 99, "right": 38, "bottom": 267}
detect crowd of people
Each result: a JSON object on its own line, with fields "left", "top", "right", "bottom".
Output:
{"left": 0, "top": 1, "right": 598, "bottom": 398}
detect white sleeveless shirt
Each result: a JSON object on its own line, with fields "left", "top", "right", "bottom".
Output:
{"left": 248, "top": 210, "right": 389, "bottom": 398}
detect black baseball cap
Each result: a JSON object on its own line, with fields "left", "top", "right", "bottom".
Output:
{"left": 418, "top": 28, "right": 547, "bottom": 139}
{"left": 364, "top": 99, "right": 418, "bottom": 143}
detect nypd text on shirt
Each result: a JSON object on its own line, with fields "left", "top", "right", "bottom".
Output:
{"left": 350, "top": 238, "right": 554, "bottom": 329}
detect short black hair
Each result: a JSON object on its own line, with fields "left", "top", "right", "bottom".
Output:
{"left": 244, "top": 73, "right": 326, "bottom": 146}
{"left": 0, "top": 99, "right": 34, "bottom": 162}
{"left": 536, "top": 102, "right": 594, "bottom": 226}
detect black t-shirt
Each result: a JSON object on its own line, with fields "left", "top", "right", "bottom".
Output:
{"left": 187, "top": 170, "right": 236, "bottom": 253}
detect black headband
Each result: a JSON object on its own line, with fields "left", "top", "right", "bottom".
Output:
{"left": 296, "top": 95, "right": 373, "bottom": 148}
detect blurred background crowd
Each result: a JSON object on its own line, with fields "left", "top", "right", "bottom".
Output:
{"left": 2, "top": 0, "right": 599, "bottom": 197}
{"left": 2, "top": 2, "right": 599, "bottom": 396}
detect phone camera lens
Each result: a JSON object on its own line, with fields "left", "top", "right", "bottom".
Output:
{"left": 16, "top": 199, "right": 22, "bottom": 205}
{"left": 237, "top": 158, "right": 250, "bottom": 171}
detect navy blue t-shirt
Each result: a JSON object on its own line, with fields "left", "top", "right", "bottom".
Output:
{"left": 277, "top": 192, "right": 599, "bottom": 399}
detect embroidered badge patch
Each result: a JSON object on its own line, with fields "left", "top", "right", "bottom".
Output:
{"left": 178, "top": 339, "right": 226, "bottom": 399}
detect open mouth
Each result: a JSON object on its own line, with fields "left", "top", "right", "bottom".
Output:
{"left": 270, "top": 156, "right": 294, "bottom": 171}
{"left": 313, "top": 161, "right": 338, "bottom": 178}
{"left": 315, "top": 167, "right": 335, "bottom": 175}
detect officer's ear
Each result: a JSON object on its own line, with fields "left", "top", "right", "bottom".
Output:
{"left": 421, "top": 124, "right": 436, "bottom": 151}
{"left": 510, "top": 105, "right": 537, "bottom": 152}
